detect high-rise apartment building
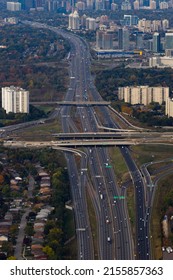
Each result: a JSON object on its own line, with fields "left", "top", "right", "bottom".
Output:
{"left": 7, "top": 2, "right": 21, "bottom": 11}
{"left": 1, "top": 86, "right": 29, "bottom": 114}
{"left": 133, "top": 0, "right": 140, "bottom": 9}
{"left": 118, "top": 86, "right": 169, "bottom": 105}
{"left": 68, "top": 10, "right": 80, "bottom": 30}
{"left": 162, "top": 19, "right": 169, "bottom": 31}
{"left": 159, "top": 1, "right": 169, "bottom": 9}
{"left": 86, "top": 17, "right": 96, "bottom": 30}
{"left": 150, "top": 0, "right": 156, "bottom": 9}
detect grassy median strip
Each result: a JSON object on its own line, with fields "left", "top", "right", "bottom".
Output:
{"left": 109, "top": 147, "right": 130, "bottom": 186}
{"left": 126, "top": 182, "right": 136, "bottom": 239}
{"left": 86, "top": 188, "right": 99, "bottom": 259}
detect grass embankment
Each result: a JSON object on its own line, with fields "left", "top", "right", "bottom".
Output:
{"left": 86, "top": 188, "right": 98, "bottom": 259}
{"left": 63, "top": 210, "right": 77, "bottom": 260}
{"left": 151, "top": 174, "right": 173, "bottom": 259}
{"left": 15, "top": 119, "right": 62, "bottom": 141}
{"left": 131, "top": 145, "right": 173, "bottom": 166}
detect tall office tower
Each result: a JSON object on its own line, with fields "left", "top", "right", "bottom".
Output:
{"left": 34, "top": 0, "right": 43, "bottom": 8}
{"left": 118, "top": 28, "right": 123, "bottom": 49}
{"left": 123, "top": 15, "right": 139, "bottom": 26}
{"left": 166, "top": 97, "right": 173, "bottom": 117}
{"left": 1, "top": 86, "right": 29, "bottom": 114}
{"left": 118, "top": 27, "right": 130, "bottom": 50}
{"left": 136, "top": 32, "right": 144, "bottom": 49}
{"left": 153, "top": 32, "right": 161, "bottom": 53}
{"left": 7, "top": 2, "right": 21, "bottom": 11}
{"left": 165, "top": 33, "right": 173, "bottom": 51}
{"left": 133, "top": 0, "right": 140, "bottom": 9}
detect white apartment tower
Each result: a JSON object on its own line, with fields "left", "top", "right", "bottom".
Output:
{"left": 118, "top": 86, "right": 169, "bottom": 105}
{"left": 166, "top": 97, "right": 173, "bottom": 117}
{"left": 68, "top": 11, "right": 80, "bottom": 30}
{"left": 1, "top": 86, "right": 29, "bottom": 114}
{"left": 7, "top": 2, "right": 21, "bottom": 11}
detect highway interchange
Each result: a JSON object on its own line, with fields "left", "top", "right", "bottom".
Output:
{"left": 1, "top": 20, "right": 173, "bottom": 260}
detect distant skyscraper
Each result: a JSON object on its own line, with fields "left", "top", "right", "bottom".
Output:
{"left": 118, "top": 27, "right": 130, "bottom": 50}
{"left": 153, "top": 32, "right": 161, "bottom": 52}
{"left": 165, "top": 33, "right": 173, "bottom": 50}
{"left": 136, "top": 32, "right": 144, "bottom": 49}
{"left": 96, "top": 30, "right": 103, "bottom": 49}
{"left": 102, "top": 33, "right": 113, "bottom": 49}
{"left": 96, "top": 30, "right": 113, "bottom": 49}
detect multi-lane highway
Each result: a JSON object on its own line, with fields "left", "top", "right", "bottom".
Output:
{"left": 6, "top": 20, "right": 163, "bottom": 260}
